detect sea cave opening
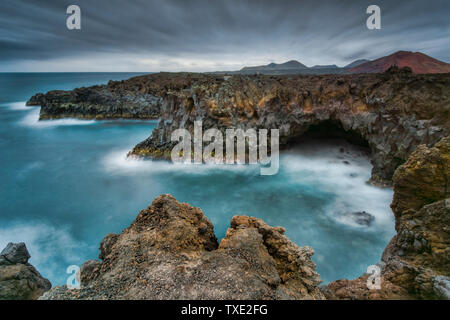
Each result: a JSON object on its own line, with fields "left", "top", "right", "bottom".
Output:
{"left": 275, "top": 120, "right": 395, "bottom": 283}
{"left": 285, "top": 120, "right": 371, "bottom": 151}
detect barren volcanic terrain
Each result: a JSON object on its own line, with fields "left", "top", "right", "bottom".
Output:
{"left": 23, "top": 67, "right": 450, "bottom": 300}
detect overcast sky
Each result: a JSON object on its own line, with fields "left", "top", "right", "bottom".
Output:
{"left": 1, "top": 0, "right": 449, "bottom": 72}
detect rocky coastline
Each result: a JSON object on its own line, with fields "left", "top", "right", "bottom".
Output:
{"left": 35, "top": 136, "right": 448, "bottom": 300}
{"left": 28, "top": 68, "right": 450, "bottom": 185}
{"left": 128, "top": 67, "right": 449, "bottom": 186}
{"left": 16, "top": 69, "right": 449, "bottom": 300}
{"left": 323, "top": 136, "right": 449, "bottom": 299}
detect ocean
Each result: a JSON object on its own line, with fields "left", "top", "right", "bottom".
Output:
{"left": 0, "top": 73, "right": 395, "bottom": 286}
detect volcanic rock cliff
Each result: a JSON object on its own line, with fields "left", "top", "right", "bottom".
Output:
{"left": 40, "top": 194, "right": 324, "bottom": 300}
{"left": 28, "top": 68, "right": 450, "bottom": 185}
{"left": 129, "top": 67, "right": 449, "bottom": 185}
{"left": 26, "top": 74, "right": 171, "bottom": 119}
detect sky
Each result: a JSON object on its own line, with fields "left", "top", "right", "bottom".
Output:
{"left": 1, "top": 0, "right": 449, "bottom": 72}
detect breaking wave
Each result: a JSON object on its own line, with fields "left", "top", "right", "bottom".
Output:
{"left": 19, "top": 108, "right": 96, "bottom": 128}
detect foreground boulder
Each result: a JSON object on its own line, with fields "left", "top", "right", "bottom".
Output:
{"left": 41, "top": 194, "right": 324, "bottom": 300}
{"left": 323, "top": 136, "right": 450, "bottom": 299}
{"left": 0, "top": 243, "right": 51, "bottom": 300}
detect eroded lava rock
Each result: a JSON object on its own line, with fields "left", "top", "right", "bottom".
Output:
{"left": 28, "top": 70, "right": 450, "bottom": 185}
{"left": 40, "top": 194, "right": 324, "bottom": 300}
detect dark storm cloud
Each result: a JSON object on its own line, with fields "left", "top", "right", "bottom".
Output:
{"left": 0, "top": 0, "right": 449, "bottom": 71}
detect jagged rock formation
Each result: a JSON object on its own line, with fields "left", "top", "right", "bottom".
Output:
{"left": 40, "top": 195, "right": 324, "bottom": 300}
{"left": 322, "top": 136, "right": 449, "bottom": 300}
{"left": 27, "top": 75, "right": 168, "bottom": 120}
{"left": 0, "top": 243, "right": 51, "bottom": 300}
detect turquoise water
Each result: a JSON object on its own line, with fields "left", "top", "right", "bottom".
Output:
{"left": 0, "top": 73, "right": 395, "bottom": 286}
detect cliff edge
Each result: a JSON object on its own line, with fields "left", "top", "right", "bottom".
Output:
{"left": 27, "top": 69, "right": 450, "bottom": 185}
{"left": 40, "top": 194, "right": 324, "bottom": 300}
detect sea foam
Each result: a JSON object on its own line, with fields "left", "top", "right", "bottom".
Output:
{"left": 19, "top": 108, "right": 96, "bottom": 128}
{"left": 102, "top": 139, "right": 394, "bottom": 231}
{"left": 102, "top": 149, "right": 261, "bottom": 176}
{"left": 5, "top": 101, "right": 31, "bottom": 111}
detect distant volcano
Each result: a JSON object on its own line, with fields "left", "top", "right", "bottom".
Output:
{"left": 217, "top": 51, "right": 450, "bottom": 75}
{"left": 349, "top": 51, "right": 450, "bottom": 74}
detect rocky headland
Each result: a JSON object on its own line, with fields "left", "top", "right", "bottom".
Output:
{"left": 26, "top": 74, "right": 171, "bottom": 120}
{"left": 128, "top": 67, "right": 449, "bottom": 186}
{"left": 20, "top": 68, "right": 449, "bottom": 300}
{"left": 28, "top": 67, "right": 450, "bottom": 185}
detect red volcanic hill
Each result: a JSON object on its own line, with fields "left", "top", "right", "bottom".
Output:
{"left": 349, "top": 51, "right": 450, "bottom": 74}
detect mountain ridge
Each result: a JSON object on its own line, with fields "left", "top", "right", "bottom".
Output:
{"left": 228, "top": 51, "right": 449, "bottom": 75}
{"left": 343, "top": 59, "right": 370, "bottom": 69}
{"left": 240, "top": 60, "right": 307, "bottom": 73}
